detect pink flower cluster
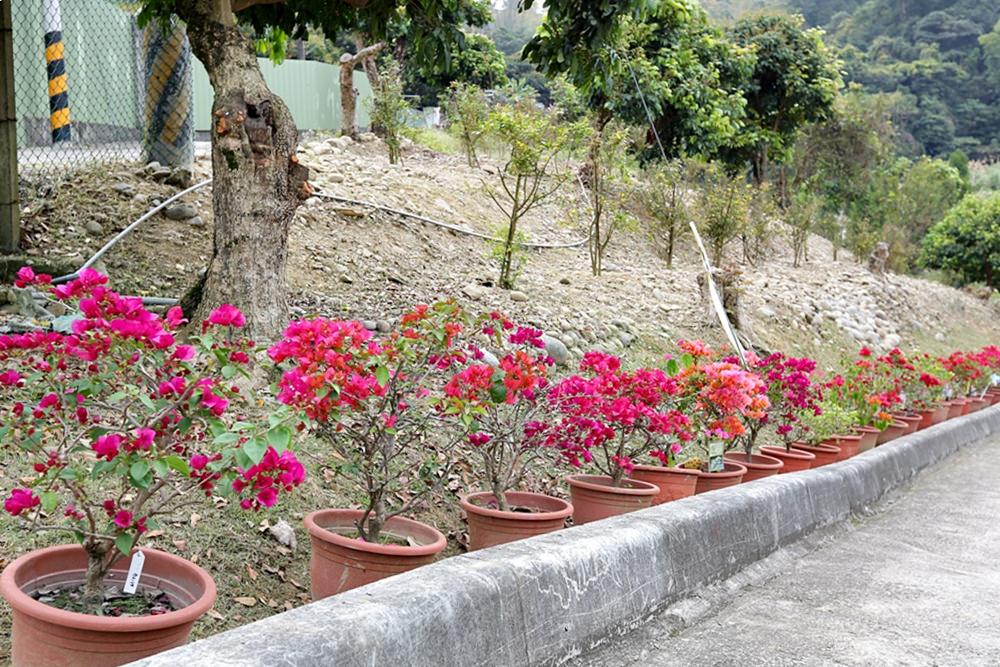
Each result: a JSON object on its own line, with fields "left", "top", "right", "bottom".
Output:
{"left": 233, "top": 447, "right": 306, "bottom": 510}
{"left": 547, "top": 352, "right": 691, "bottom": 477}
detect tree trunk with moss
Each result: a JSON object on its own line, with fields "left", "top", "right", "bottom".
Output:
{"left": 177, "top": 0, "right": 309, "bottom": 341}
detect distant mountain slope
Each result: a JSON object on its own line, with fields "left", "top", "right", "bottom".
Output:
{"left": 702, "top": 0, "right": 1000, "bottom": 158}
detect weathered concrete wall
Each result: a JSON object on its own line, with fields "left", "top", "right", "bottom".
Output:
{"left": 131, "top": 406, "right": 1000, "bottom": 667}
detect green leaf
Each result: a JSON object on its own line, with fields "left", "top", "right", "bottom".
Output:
{"left": 152, "top": 459, "right": 169, "bottom": 478}
{"left": 213, "top": 432, "right": 240, "bottom": 446}
{"left": 242, "top": 436, "right": 268, "bottom": 465}
{"left": 666, "top": 359, "right": 679, "bottom": 376}
{"left": 375, "top": 365, "right": 390, "bottom": 386}
{"left": 130, "top": 461, "right": 151, "bottom": 489}
{"left": 489, "top": 376, "right": 508, "bottom": 404}
{"left": 267, "top": 425, "right": 292, "bottom": 452}
{"left": 108, "top": 391, "right": 128, "bottom": 403}
{"left": 222, "top": 365, "right": 237, "bottom": 380}
{"left": 115, "top": 532, "right": 135, "bottom": 556}
{"left": 681, "top": 353, "right": 695, "bottom": 369}
{"left": 164, "top": 455, "right": 190, "bottom": 477}
{"left": 40, "top": 491, "right": 59, "bottom": 514}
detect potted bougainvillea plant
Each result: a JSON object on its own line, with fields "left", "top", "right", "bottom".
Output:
{"left": 672, "top": 342, "right": 765, "bottom": 493}
{"left": 547, "top": 351, "right": 690, "bottom": 523}
{"left": 443, "top": 313, "right": 571, "bottom": 550}
{"left": 752, "top": 353, "right": 823, "bottom": 473}
{"left": 269, "top": 302, "right": 468, "bottom": 598}
{"left": 829, "top": 348, "right": 901, "bottom": 448}
{"left": 0, "top": 268, "right": 303, "bottom": 665}
{"left": 793, "top": 397, "right": 858, "bottom": 465}
{"left": 904, "top": 352, "right": 951, "bottom": 429}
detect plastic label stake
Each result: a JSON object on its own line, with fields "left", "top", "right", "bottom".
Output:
{"left": 123, "top": 550, "right": 146, "bottom": 594}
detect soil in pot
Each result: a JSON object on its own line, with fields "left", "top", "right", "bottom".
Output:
{"left": 631, "top": 465, "right": 699, "bottom": 505}
{"left": 854, "top": 426, "right": 879, "bottom": 452}
{"left": 693, "top": 462, "right": 747, "bottom": 494}
{"left": 305, "top": 509, "right": 447, "bottom": 600}
{"left": 565, "top": 474, "right": 659, "bottom": 525}
{"left": 723, "top": 452, "right": 783, "bottom": 482}
{"left": 460, "top": 491, "right": 573, "bottom": 550}
{"left": 760, "top": 445, "right": 815, "bottom": 473}
{"left": 0, "top": 545, "right": 216, "bottom": 667}
{"left": 790, "top": 441, "right": 841, "bottom": 467}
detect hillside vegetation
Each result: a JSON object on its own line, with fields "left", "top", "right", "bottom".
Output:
{"left": 706, "top": 0, "right": 1000, "bottom": 158}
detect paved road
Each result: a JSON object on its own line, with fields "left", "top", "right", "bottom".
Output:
{"left": 575, "top": 436, "right": 1000, "bottom": 666}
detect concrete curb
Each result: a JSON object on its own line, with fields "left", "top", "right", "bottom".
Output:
{"left": 131, "top": 406, "right": 1000, "bottom": 667}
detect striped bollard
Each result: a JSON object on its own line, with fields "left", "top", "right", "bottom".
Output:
{"left": 142, "top": 20, "right": 194, "bottom": 167}
{"left": 42, "top": 0, "right": 70, "bottom": 142}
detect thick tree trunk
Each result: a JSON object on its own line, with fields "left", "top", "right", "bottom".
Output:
{"left": 340, "top": 53, "right": 358, "bottom": 139}
{"left": 180, "top": 1, "right": 308, "bottom": 341}
{"left": 340, "top": 41, "right": 383, "bottom": 140}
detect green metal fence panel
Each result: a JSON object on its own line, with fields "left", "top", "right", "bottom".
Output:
{"left": 192, "top": 57, "right": 371, "bottom": 133}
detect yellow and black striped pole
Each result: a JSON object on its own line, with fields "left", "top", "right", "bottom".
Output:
{"left": 43, "top": 0, "right": 70, "bottom": 142}
{"left": 142, "top": 20, "right": 193, "bottom": 167}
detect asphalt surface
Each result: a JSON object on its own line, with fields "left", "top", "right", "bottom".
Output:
{"left": 575, "top": 435, "right": 1000, "bottom": 666}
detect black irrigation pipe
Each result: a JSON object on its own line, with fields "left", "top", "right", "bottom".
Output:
{"left": 42, "top": 173, "right": 587, "bottom": 308}
{"left": 312, "top": 190, "right": 589, "bottom": 249}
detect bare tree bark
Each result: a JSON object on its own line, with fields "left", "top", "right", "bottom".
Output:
{"left": 176, "top": 0, "right": 310, "bottom": 341}
{"left": 339, "top": 41, "right": 383, "bottom": 139}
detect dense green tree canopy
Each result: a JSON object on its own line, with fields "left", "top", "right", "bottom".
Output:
{"left": 920, "top": 192, "right": 1000, "bottom": 289}
{"left": 719, "top": 13, "right": 842, "bottom": 181}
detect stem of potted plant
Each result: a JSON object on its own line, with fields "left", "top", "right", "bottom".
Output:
{"left": 446, "top": 317, "right": 572, "bottom": 550}
{"left": 549, "top": 352, "right": 691, "bottom": 524}
{"left": 269, "top": 303, "right": 469, "bottom": 599}
{"left": 1, "top": 269, "right": 304, "bottom": 665}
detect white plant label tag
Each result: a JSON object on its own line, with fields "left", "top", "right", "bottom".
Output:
{"left": 708, "top": 441, "right": 725, "bottom": 473}
{"left": 123, "top": 550, "right": 145, "bottom": 594}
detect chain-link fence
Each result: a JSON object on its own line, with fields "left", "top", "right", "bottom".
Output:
{"left": 11, "top": 0, "right": 193, "bottom": 178}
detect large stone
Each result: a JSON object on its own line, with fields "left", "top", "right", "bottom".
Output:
{"left": 84, "top": 220, "right": 104, "bottom": 236}
{"left": 462, "top": 284, "right": 488, "bottom": 300}
{"left": 164, "top": 204, "right": 198, "bottom": 221}
{"left": 541, "top": 334, "right": 570, "bottom": 366}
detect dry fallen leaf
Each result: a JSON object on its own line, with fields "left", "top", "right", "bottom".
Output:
{"left": 246, "top": 565, "right": 258, "bottom": 582}
{"left": 233, "top": 597, "right": 257, "bottom": 607}
{"left": 206, "top": 609, "right": 225, "bottom": 620}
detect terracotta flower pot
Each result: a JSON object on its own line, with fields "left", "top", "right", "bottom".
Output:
{"left": 565, "top": 474, "right": 659, "bottom": 525}
{"left": 853, "top": 426, "right": 880, "bottom": 452}
{"left": 304, "top": 509, "right": 446, "bottom": 600}
{"left": 0, "top": 544, "right": 215, "bottom": 667}
{"left": 790, "top": 441, "right": 840, "bottom": 467}
{"left": 876, "top": 420, "right": 909, "bottom": 445}
{"left": 932, "top": 404, "right": 950, "bottom": 424}
{"left": 826, "top": 434, "right": 863, "bottom": 460}
{"left": 960, "top": 398, "right": 974, "bottom": 416}
{"left": 631, "top": 465, "right": 700, "bottom": 505}
{"left": 968, "top": 397, "right": 990, "bottom": 413}
{"left": 946, "top": 399, "right": 966, "bottom": 419}
{"left": 896, "top": 413, "right": 923, "bottom": 434}
{"left": 759, "top": 445, "right": 815, "bottom": 473}
{"left": 987, "top": 390, "right": 1000, "bottom": 406}
{"left": 459, "top": 491, "right": 572, "bottom": 551}
{"left": 693, "top": 462, "right": 747, "bottom": 494}
{"left": 723, "top": 452, "right": 784, "bottom": 482}
{"left": 916, "top": 408, "right": 937, "bottom": 430}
